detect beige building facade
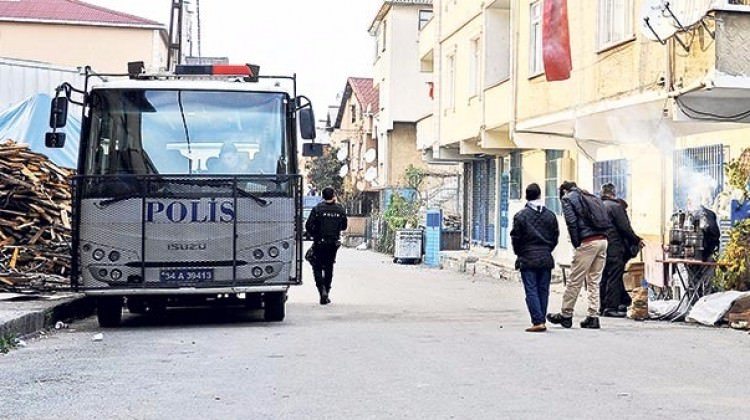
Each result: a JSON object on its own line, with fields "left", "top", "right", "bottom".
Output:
{"left": 0, "top": 0, "right": 167, "bottom": 73}
{"left": 417, "top": 0, "right": 750, "bottom": 279}
{"left": 328, "top": 77, "right": 379, "bottom": 195}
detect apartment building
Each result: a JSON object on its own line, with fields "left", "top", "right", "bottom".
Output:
{"left": 419, "top": 0, "right": 750, "bottom": 279}
{"left": 328, "top": 77, "right": 380, "bottom": 197}
{"left": 369, "top": 0, "right": 434, "bottom": 188}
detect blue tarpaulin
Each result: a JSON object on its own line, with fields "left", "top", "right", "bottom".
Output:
{"left": 0, "top": 93, "right": 80, "bottom": 168}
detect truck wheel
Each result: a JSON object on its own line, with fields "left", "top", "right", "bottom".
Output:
{"left": 263, "top": 292, "right": 286, "bottom": 322}
{"left": 97, "top": 297, "right": 123, "bottom": 328}
{"left": 126, "top": 297, "right": 147, "bottom": 314}
{"left": 245, "top": 293, "right": 263, "bottom": 310}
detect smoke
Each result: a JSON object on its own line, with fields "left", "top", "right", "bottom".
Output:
{"left": 676, "top": 165, "right": 718, "bottom": 211}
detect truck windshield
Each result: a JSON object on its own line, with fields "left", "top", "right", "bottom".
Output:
{"left": 83, "top": 89, "right": 288, "bottom": 176}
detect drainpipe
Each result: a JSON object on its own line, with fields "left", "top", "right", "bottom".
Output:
{"left": 509, "top": 0, "right": 520, "bottom": 145}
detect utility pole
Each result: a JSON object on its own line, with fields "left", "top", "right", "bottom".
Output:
{"left": 166, "top": 0, "right": 184, "bottom": 71}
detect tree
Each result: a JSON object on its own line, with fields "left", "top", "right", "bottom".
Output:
{"left": 305, "top": 146, "right": 344, "bottom": 195}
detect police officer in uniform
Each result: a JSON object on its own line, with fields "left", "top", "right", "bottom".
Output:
{"left": 305, "top": 187, "right": 348, "bottom": 305}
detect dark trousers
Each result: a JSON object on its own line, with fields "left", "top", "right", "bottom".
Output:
{"left": 312, "top": 242, "right": 339, "bottom": 292}
{"left": 521, "top": 269, "right": 551, "bottom": 325}
{"left": 600, "top": 256, "right": 631, "bottom": 311}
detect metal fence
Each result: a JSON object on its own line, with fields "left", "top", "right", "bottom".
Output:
{"left": 673, "top": 145, "right": 726, "bottom": 210}
{"left": 594, "top": 158, "right": 629, "bottom": 200}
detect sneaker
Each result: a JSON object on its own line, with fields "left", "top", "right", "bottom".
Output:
{"left": 525, "top": 324, "right": 547, "bottom": 333}
{"left": 580, "top": 316, "right": 601, "bottom": 329}
{"left": 546, "top": 313, "right": 573, "bottom": 328}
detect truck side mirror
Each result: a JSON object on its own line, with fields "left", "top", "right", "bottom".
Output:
{"left": 299, "top": 107, "right": 316, "bottom": 140}
{"left": 49, "top": 97, "right": 69, "bottom": 129}
{"left": 302, "top": 143, "right": 324, "bottom": 157}
{"left": 45, "top": 132, "right": 66, "bottom": 148}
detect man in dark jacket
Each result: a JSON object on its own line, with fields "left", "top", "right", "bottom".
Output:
{"left": 547, "top": 181, "right": 609, "bottom": 329}
{"left": 599, "top": 183, "right": 642, "bottom": 317}
{"left": 511, "top": 183, "right": 560, "bottom": 332}
{"left": 305, "top": 187, "right": 348, "bottom": 305}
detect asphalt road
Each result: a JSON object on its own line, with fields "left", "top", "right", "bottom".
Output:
{"left": 1, "top": 249, "right": 749, "bottom": 419}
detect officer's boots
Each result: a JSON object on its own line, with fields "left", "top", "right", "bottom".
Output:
{"left": 318, "top": 286, "right": 329, "bottom": 305}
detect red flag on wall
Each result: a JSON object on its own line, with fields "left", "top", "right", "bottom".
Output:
{"left": 542, "top": 0, "right": 572, "bottom": 81}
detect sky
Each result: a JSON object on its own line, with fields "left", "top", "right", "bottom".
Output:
{"left": 87, "top": 0, "right": 382, "bottom": 122}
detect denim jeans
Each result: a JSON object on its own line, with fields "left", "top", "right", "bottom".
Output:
{"left": 521, "top": 269, "right": 552, "bottom": 325}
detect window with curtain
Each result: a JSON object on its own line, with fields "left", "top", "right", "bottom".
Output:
{"left": 529, "top": 1, "right": 543, "bottom": 76}
{"left": 598, "top": 0, "right": 633, "bottom": 50}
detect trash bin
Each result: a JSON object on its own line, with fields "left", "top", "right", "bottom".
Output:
{"left": 394, "top": 229, "right": 423, "bottom": 264}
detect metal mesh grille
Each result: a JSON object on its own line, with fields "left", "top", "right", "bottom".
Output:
{"left": 73, "top": 175, "right": 302, "bottom": 290}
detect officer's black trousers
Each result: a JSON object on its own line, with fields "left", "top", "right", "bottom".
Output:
{"left": 312, "top": 242, "right": 339, "bottom": 292}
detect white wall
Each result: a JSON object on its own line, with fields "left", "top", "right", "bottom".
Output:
{"left": 0, "top": 58, "right": 84, "bottom": 111}
{"left": 484, "top": 8, "right": 511, "bottom": 87}
{"left": 376, "top": 5, "right": 433, "bottom": 132}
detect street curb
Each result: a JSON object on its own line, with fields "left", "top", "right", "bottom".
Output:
{"left": 0, "top": 295, "right": 96, "bottom": 338}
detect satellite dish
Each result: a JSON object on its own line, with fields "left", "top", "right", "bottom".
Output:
{"left": 364, "top": 148, "right": 377, "bottom": 164}
{"left": 356, "top": 181, "right": 366, "bottom": 191}
{"left": 365, "top": 167, "right": 377, "bottom": 182}
{"left": 336, "top": 147, "right": 348, "bottom": 161}
{"left": 339, "top": 164, "right": 349, "bottom": 178}
{"left": 668, "top": 0, "right": 713, "bottom": 29}
{"left": 640, "top": 0, "right": 678, "bottom": 42}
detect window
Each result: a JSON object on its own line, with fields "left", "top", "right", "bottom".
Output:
{"left": 445, "top": 53, "right": 456, "bottom": 110}
{"left": 673, "top": 145, "right": 726, "bottom": 210}
{"left": 351, "top": 105, "right": 357, "bottom": 124}
{"left": 545, "top": 150, "right": 564, "bottom": 214}
{"left": 529, "top": 1, "right": 544, "bottom": 76}
{"left": 471, "top": 159, "right": 496, "bottom": 246}
{"left": 594, "top": 159, "right": 629, "bottom": 200}
{"left": 508, "top": 151, "right": 522, "bottom": 200}
{"left": 419, "top": 10, "right": 433, "bottom": 30}
{"left": 381, "top": 21, "right": 387, "bottom": 52}
{"left": 469, "top": 37, "right": 481, "bottom": 97}
{"left": 598, "top": 0, "right": 633, "bottom": 50}
{"left": 84, "top": 90, "right": 287, "bottom": 176}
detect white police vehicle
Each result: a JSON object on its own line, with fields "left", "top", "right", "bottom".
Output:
{"left": 46, "top": 63, "right": 324, "bottom": 326}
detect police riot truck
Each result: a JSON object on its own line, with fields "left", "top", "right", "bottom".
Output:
{"left": 46, "top": 62, "right": 323, "bottom": 327}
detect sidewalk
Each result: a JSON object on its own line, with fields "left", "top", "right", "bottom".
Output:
{"left": 440, "top": 250, "right": 565, "bottom": 283}
{"left": 0, "top": 293, "right": 94, "bottom": 338}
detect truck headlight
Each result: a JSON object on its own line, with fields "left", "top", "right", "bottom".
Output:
{"left": 93, "top": 249, "right": 105, "bottom": 261}
{"left": 268, "top": 246, "right": 279, "bottom": 258}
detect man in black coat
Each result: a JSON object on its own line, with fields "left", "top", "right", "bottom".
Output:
{"left": 305, "top": 187, "right": 348, "bottom": 305}
{"left": 511, "top": 183, "right": 560, "bottom": 332}
{"left": 599, "top": 183, "right": 642, "bottom": 317}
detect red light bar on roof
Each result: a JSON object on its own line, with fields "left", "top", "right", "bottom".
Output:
{"left": 174, "top": 64, "right": 260, "bottom": 81}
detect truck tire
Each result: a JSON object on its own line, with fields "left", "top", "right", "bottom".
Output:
{"left": 126, "top": 297, "right": 147, "bottom": 314}
{"left": 97, "top": 297, "right": 123, "bottom": 328}
{"left": 245, "top": 293, "right": 263, "bottom": 310}
{"left": 263, "top": 292, "right": 286, "bottom": 322}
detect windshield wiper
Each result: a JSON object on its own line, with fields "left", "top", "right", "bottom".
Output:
{"left": 95, "top": 193, "right": 142, "bottom": 208}
{"left": 236, "top": 188, "right": 270, "bottom": 207}
{"left": 177, "top": 90, "right": 193, "bottom": 175}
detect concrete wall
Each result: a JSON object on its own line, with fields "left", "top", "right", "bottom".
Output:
{"left": 0, "top": 22, "right": 167, "bottom": 73}
{"left": 387, "top": 122, "right": 426, "bottom": 186}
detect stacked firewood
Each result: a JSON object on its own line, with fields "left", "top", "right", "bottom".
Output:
{"left": 0, "top": 140, "right": 73, "bottom": 291}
